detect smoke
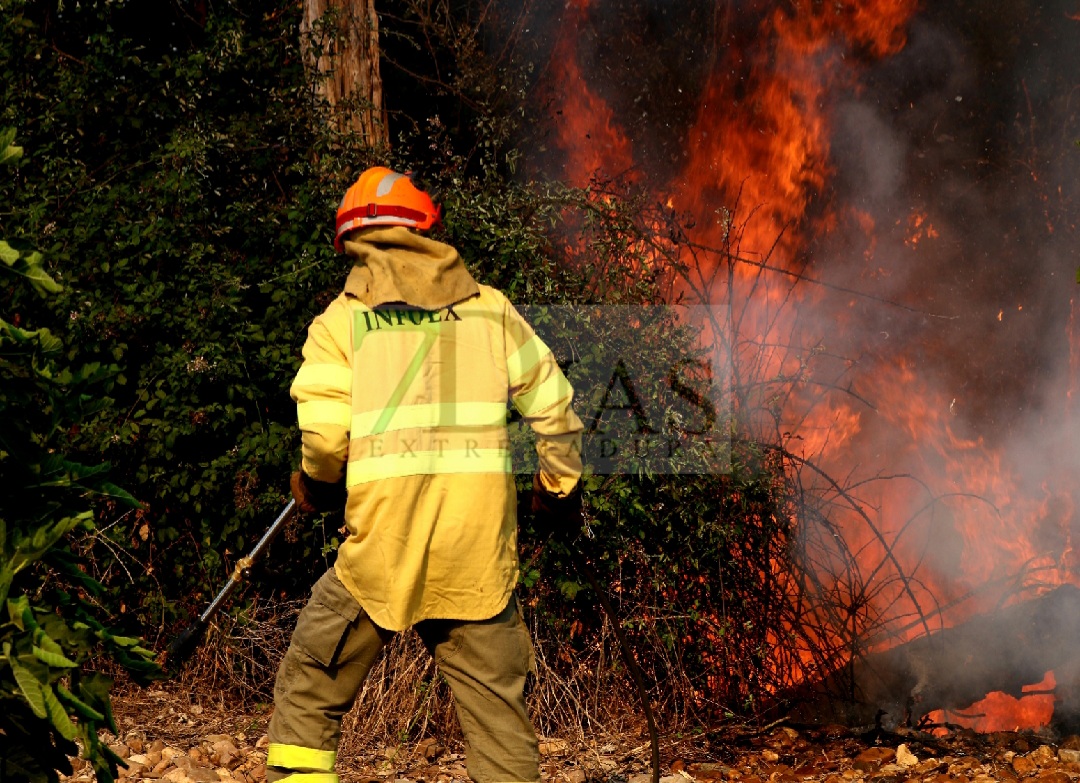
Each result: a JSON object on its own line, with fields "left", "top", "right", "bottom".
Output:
{"left": 490, "top": 0, "right": 1080, "bottom": 718}
{"left": 816, "top": 7, "right": 1080, "bottom": 699}
{"left": 499, "top": 0, "right": 1078, "bottom": 419}
{"left": 833, "top": 3, "right": 1079, "bottom": 526}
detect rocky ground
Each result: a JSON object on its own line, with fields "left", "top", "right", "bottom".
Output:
{"left": 61, "top": 686, "right": 1080, "bottom": 783}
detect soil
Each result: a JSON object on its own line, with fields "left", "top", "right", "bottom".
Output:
{"left": 59, "top": 683, "right": 1080, "bottom": 783}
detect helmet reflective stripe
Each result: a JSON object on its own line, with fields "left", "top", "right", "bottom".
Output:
{"left": 375, "top": 172, "right": 404, "bottom": 197}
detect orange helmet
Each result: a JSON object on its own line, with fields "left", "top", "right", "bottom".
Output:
{"left": 334, "top": 167, "right": 442, "bottom": 252}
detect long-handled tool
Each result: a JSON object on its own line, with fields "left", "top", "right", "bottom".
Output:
{"left": 165, "top": 499, "right": 298, "bottom": 667}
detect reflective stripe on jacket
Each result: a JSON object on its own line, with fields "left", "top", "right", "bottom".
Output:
{"left": 291, "top": 232, "right": 583, "bottom": 631}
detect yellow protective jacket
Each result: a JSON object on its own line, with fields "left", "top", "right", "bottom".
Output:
{"left": 291, "top": 226, "right": 584, "bottom": 631}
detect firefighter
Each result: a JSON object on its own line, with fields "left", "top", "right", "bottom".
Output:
{"left": 267, "top": 167, "right": 585, "bottom": 783}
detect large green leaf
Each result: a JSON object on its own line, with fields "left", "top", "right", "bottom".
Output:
{"left": 56, "top": 682, "right": 106, "bottom": 721}
{"left": 0, "top": 241, "right": 61, "bottom": 296}
{"left": 7, "top": 595, "right": 31, "bottom": 628}
{"left": 0, "top": 240, "right": 18, "bottom": 265}
{"left": 0, "top": 318, "right": 64, "bottom": 356}
{"left": 43, "top": 682, "right": 79, "bottom": 740}
{"left": 32, "top": 645, "right": 78, "bottom": 668}
{"left": 7, "top": 652, "right": 47, "bottom": 719}
{"left": 0, "top": 127, "right": 22, "bottom": 166}
{"left": 31, "top": 627, "right": 65, "bottom": 657}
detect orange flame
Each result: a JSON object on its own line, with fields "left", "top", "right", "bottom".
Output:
{"left": 542, "top": 0, "right": 1078, "bottom": 729}
{"left": 926, "top": 672, "right": 1057, "bottom": 734}
{"left": 904, "top": 210, "right": 939, "bottom": 249}
{"left": 544, "top": 2, "right": 633, "bottom": 187}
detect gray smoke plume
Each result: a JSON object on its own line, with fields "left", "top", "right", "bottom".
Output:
{"left": 490, "top": 0, "right": 1080, "bottom": 724}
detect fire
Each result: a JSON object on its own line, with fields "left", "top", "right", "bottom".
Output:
{"left": 672, "top": 1, "right": 915, "bottom": 269}
{"left": 904, "top": 210, "right": 939, "bottom": 249}
{"left": 542, "top": 1, "right": 633, "bottom": 187}
{"left": 537, "top": 0, "right": 1079, "bottom": 730}
{"left": 925, "top": 672, "right": 1057, "bottom": 734}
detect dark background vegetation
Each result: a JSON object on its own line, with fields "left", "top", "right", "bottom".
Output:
{"left": 1, "top": 0, "right": 800, "bottom": 761}
{"left": 6, "top": 1, "right": 1079, "bottom": 780}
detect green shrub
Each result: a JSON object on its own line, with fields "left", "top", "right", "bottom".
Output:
{"left": 1, "top": 0, "right": 340, "bottom": 627}
{"left": 1, "top": 128, "right": 160, "bottom": 783}
{"left": 1, "top": 0, "right": 797, "bottom": 726}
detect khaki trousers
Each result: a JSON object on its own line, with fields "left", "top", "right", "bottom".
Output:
{"left": 267, "top": 568, "right": 540, "bottom": 783}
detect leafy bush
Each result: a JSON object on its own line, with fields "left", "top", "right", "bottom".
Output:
{"left": 1, "top": 0, "right": 344, "bottom": 628}
{"left": 0, "top": 128, "right": 160, "bottom": 783}
{"left": 1, "top": 0, "right": 798, "bottom": 729}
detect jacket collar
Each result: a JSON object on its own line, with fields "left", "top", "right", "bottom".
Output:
{"left": 342, "top": 226, "right": 479, "bottom": 311}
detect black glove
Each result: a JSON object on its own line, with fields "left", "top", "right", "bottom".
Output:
{"left": 531, "top": 473, "right": 583, "bottom": 541}
{"left": 290, "top": 470, "right": 347, "bottom": 514}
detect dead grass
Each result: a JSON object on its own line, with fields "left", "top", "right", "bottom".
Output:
{"left": 333, "top": 614, "right": 654, "bottom": 757}
{"left": 154, "top": 595, "right": 658, "bottom": 754}
{"left": 168, "top": 595, "right": 304, "bottom": 708}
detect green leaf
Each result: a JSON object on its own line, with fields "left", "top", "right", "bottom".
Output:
{"left": 0, "top": 240, "right": 18, "bottom": 265}
{"left": 43, "top": 683, "right": 79, "bottom": 740}
{"left": 33, "top": 645, "right": 79, "bottom": 668}
{"left": 57, "top": 682, "right": 106, "bottom": 722}
{"left": 8, "top": 654, "right": 48, "bottom": 719}
{"left": 558, "top": 580, "right": 585, "bottom": 600}
{"left": 7, "top": 595, "right": 31, "bottom": 628}
{"left": 100, "top": 632, "right": 143, "bottom": 647}
{"left": 0, "top": 242, "right": 62, "bottom": 296}
{"left": 0, "top": 127, "right": 22, "bottom": 166}
{"left": 32, "top": 627, "right": 65, "bottom": 657}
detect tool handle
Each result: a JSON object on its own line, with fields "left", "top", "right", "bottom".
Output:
{"left": 199, "top": 498, "right": 297, "bottom": 624}
{"left": 245, "top": 498, "right": 298, "bottom": 565}
{"left": 165, "top": 499, "right": 298, "bottom": 668}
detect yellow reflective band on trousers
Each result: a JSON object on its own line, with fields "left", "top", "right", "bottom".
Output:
{"left": 267, "top": 743, "right": 336, "bottom": 772}
{"left": 352, "top": 401, "right": 507, "bottom": 437}
{"left": 346, "top": 448, "right": 511, "bottom": 486}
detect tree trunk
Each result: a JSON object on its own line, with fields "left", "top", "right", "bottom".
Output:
{"left": 301, "top": 0, "right": 389, "bottom": 145}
